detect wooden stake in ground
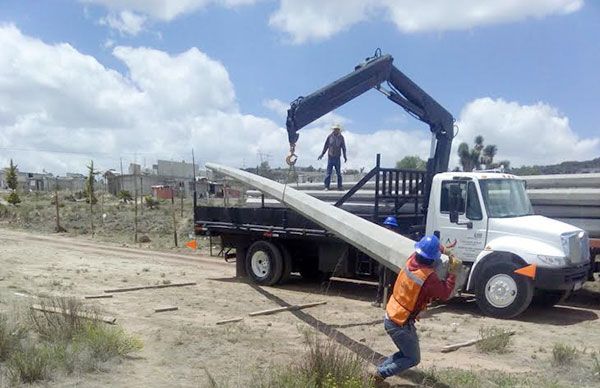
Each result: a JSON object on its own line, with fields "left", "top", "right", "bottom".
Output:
{"left": 441, "top": 331, "right": 515, "bottom": 353}
{"left": 31, "top": 304, "right": 116, "bottom": 325}
{"left": 54, "top": 177, "right": 65, "bottom": 233}
{"left": 104, "top": 281, "right": 197, "bottom": 293}
{"left": 171, "top": 188, "right": 178, "bottom": 247}
{"left": 134, "top": 169, "right": 139, "bottom": 243}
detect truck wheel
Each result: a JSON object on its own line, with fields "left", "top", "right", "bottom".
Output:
{"left": 276, "top": 243, "right": 293, "bottom": 285}
{"left": 531, "top": 290, "right": 570, "bottom": 307}
{"left": 475, "top": 262, "right": 534, "bottom": 319}
{"left": 245, "top": 241, "right": 284, "bottom": 286}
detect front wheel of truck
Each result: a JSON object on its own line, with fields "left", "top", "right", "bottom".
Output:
{"left": 475, "top": 261, "right": 534, "bottom": 319}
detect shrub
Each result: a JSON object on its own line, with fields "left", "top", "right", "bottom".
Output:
{"left": 6, "top": 343, "right": 52, "bottom": 384}
{"left": 118, "top": 190, "right": 132, "bottom": 203}
{"left": 75, "top": 322, "right": 143, "bottom": 362}
{"left": 29, "top": 297, "right": 88, "bottom": 342}
{"left": 0, "top": 314, "right": 26, "bottom": 361}
{"left": 476, "top": 327, "right": 512, "bottom": 354}
{"left": 254, "top": 331, "right": 373, "bottom": 388}
{"left": 552, "top": 343, "right": 578, "bottom": 367}
{"left": 144, "top": 195, "right": 159, "bottom": 209}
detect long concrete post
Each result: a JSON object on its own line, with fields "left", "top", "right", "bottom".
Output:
{"left": 206, "top": 163, "right": 416, "bottom": 271}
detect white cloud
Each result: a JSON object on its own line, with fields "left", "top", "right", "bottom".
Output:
{"left": 455, "top": 97, "right": 600, "bottom": 168}
{"left": 269, "top": 0, "right": 583, "bottom": 43}
{"left": 99, "top": 10, "right": 146, "bottom": 36}
{"left": 84, "top": 0, "right": 258, "bottom": 34}
{"left": 2, "top": 25, "right": 595, "bottom": 179}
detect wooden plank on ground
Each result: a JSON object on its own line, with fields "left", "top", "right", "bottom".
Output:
{"left": 104, "top": 282, "right": 197, "bottom": 293}
{"left": 216, "top": 317, "right": 244, "bottom": 325}
{"left": 30, "top": 304, "right": 116, "bottom": 325}
{"left": 248, "top": 301, "right": 327, "bottom": 317}
{"left": 441, "top": 331, "right": 515, "bottom": 353}
{"left": 84, "top": 294, "right": 113, "bottom": 299}
{"left": 154, "top": 306, "right": 178, "bottom": 313}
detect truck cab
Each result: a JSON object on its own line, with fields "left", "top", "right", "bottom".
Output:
{"left": 427, "top": 172, "right": 591, "bottom": 318}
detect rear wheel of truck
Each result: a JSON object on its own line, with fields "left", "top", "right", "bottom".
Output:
{"left": 531, "top": 290, "right": 570, "bottom": 307}
{"left": 475, "top": 262, "right": 534, "bottom": 319}
{"left": 276, "top": 243, "right": 293, "bottom": 285}
{"left": 245, "top": 241, "right": 284, "bottom": 286}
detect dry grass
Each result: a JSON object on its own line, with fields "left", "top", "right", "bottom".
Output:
{"left": 253, "top": 331, "right": 374, "bottom": 388}
{"left": 551, "top": 343, "right": 578, "bottom": 367}
{"left": 0, "top": 297, "right": 142, "bottom": 384}
{"left": 476, "top": 326, "right": 512, "bottom": 354}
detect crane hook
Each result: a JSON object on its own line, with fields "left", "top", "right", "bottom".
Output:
{"left": 286, "top": 144, "right": 298, "bottom": 166}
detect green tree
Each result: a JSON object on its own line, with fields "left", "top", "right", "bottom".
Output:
{"left": 5, "top": 159, "right": 20, "bottom": 205}
{"left": 396, "top": 155, "right": 427, "bottom": 170}
{"left": 84, "top": 161, "right": 99, "bottom": 205}
{"left": 85, "top": 160, "right": 99, "bottom": 236}
{"left": 257, "top": 161, "right": 274, "bottom": 179}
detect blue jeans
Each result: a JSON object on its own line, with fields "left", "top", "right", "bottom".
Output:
{"left": 324, "top": 157, "right": 342, "bottom": 189}
{"left": 377, "top": 318, "right": 420, "bottom": 378}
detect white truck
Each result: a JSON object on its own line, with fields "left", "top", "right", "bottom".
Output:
{"left": 427, "top": 171, "right": 590, "bottom": 318}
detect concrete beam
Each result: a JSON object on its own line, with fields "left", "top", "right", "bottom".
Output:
{"left": 206, "top": 163, "right": 415, "bottom": 271}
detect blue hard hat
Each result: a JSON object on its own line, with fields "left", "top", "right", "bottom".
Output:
{"left": 383, "top": 216, "right": 398, "bottom": 228}
{"left": 415, "top": 235, "right": 441, "bottom": 262}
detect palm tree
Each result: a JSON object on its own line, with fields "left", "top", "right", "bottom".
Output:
{"left": 458, "top": 139, "right": 483, "bottom": 172}
{"left": 482, "top": 144, "right": 498, "bottom": 169}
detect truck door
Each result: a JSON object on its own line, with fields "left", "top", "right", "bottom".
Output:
{"left": 437, "top": 180, "right": 487, "bottom": 263}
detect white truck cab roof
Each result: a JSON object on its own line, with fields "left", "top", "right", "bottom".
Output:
{"left": 433, "top": 171, "right": 521, "bottom": 181}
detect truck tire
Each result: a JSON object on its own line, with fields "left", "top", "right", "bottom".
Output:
{"left": 531, "top": 290, "right": 570, "bottom": 308}
{"left": 276, "top": 243, "right": 293, "bottom": 285}
{"left": 475, "top": 261, "right": 534, "bottom": 319}
{"left": 245, "top": 241, "right": 284, "bottom": 286}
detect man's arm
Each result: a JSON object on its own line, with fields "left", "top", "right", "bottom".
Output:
{"left": 422, "top": 272, "right": 456, "bottom": 302}
{"left": 318, "top": 135, "right": 330, "bottom": 159}
{"left": 341, "top": 136, "right": 347, "bottom": 161}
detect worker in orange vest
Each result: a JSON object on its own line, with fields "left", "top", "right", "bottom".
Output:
{"left": 373, "top": 234, "right": 459, "bottom": 380}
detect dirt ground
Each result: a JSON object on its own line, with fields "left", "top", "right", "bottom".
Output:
{"left": 1, "top": 228, "right": 599, "bottom": 387}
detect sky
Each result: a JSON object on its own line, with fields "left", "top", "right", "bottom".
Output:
{"left": 0, "top": 0, "right": 599, "bottom": 175}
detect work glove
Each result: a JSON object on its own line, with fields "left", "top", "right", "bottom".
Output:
{"left": 448, "top": 256, "right": 463, "bottom": 274}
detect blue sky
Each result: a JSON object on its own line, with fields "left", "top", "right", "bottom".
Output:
{"left": 0, "top": 0, "right": 598, "bottom": 173}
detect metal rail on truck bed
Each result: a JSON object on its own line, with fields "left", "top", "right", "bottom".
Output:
{"left": 194, "top": 155, "right": 427, "bottom": 239}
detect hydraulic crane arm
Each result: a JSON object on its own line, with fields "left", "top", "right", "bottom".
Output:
{"left": 285, "top": 52, "right": 454, "bottom": 174}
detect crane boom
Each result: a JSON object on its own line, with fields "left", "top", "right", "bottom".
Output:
{"left": 285, "top": 52, "right": 454, "bottom": 174}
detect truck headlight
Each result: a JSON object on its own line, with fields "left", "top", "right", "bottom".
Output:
{"left": 537, "top": 255, "right": 568, "bottom": 266}
{"left": 560, "top": 234, "right": 571, "bottom": 257}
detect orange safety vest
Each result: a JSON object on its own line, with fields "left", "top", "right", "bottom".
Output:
{"left": 386, "top": 257, "right": 435, "bottom": 326}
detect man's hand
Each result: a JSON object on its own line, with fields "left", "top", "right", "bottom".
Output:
{"left": 344, "top": 157, "right": 347, "bottom": 163}
{"left": 318, "top": 154, "right": 323, "bottom": 160}
{"left": 448, "top": 256, "right": 463, "bottom": 274}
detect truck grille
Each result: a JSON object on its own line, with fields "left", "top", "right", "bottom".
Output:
{"left": 564, "top": 232, "right": 590, "bottom": 265}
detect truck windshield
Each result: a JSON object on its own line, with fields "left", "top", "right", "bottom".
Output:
{"left": 479, "top": 179, "right": 534, "bottom": 218}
